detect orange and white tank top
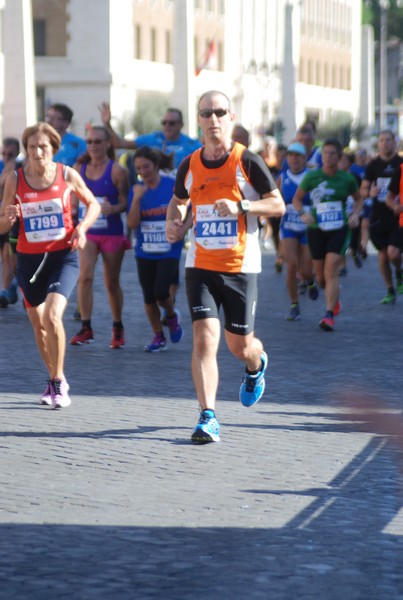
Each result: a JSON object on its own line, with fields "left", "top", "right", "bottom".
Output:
{"left": 184, "top": 142, "right": 261, "bottom": 273}
{"left": 16, "top": 163, "right": 74, "bottom": 254}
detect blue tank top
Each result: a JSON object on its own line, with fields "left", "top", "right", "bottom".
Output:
{"left": 280, "top": 168, "right": 311, "bottom": 233}
{"left": 134, "top": 174, "right": 183, "bottom": 260}
{"left": 79, "top": 160, "right": 123, "bottom": 235}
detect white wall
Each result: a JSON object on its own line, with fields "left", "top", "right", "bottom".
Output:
{"left": 109, "top": 0, "right": 137, "bottom": 125}
{"left": 35, "top": 0, "right": 112, "bottom": 136}
{"left": 360, "top": 25, "right": 375, "bottom": 137}
{"left": 2, "top": 0, "right": 36, "bottom": 137}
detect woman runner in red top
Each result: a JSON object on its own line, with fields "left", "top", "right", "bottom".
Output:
{"left": 0, "top": 122, "right": 100, "bottom": 408}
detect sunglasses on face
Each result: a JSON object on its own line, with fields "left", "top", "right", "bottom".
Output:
{"left": 161, "top": 120, "right": 180, "bottom": 126}
{"left": 198, "top": 108, "right": 229, "bottom": 119}
{"left": 86, "top": 139, "right": 106, "bottom": 145}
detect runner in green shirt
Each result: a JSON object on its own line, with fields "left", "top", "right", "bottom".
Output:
{"left": 292, "top": 137, "right": 362, "bottom": 331}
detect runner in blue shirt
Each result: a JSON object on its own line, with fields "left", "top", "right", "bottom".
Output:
{"left": 99, "top": 103, "right": 202, "bottom": 172}
{"left": 127, "top": 146, "right": 186, "bottom": 352}
{"left": 46, "top": 103, "right": 87, "bottom": 166}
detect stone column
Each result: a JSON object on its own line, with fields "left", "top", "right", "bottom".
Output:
{"left": 171, "top": 0, "right": 196, "bottom": 137}
{"left": 2, "top": 0, "right": 36, "bottom": 137}
{"left": 278, "top": 0, "right": 297, "bottom": 144}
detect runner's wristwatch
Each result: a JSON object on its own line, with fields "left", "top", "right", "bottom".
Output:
{"left": 238, "top": 200, "right": 251, "bottom": 214}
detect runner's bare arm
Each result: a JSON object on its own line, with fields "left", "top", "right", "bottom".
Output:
{"left": 103, "top": 162, "right": 129, "bottom": 215}
{"left": 65, "top": 167, "right": 101, "bottom": 248}
{"left": 385, "top": 190, "right": 402, "bottom": 215}
{"left": 349, "top": 190, "right": 364, "bottom": 227}
{"left": 166, "top": 194, "right": 190, "bottom": 242}
{"left": 127, "top": 184, "right": 147, "bottom": 230}
{"left": 99, "top": 102, "right": 136, "bottom": 150}
{"left": 292, "top": 186, "right": 314, "bottom": 225}
{"left": 0, "top": 172, "right": 18, "bottom": 234}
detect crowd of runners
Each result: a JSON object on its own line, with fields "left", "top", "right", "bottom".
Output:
{"left": 0, "top": 93, "right": 402, "bottom": 443}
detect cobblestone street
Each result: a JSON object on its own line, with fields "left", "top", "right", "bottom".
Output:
{"left": 0, "top": 246, "right": 402, "bottom": 599}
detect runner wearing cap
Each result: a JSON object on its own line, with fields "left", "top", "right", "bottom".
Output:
{"left": 277, "top": 142, "right": 318, "bottom": 321}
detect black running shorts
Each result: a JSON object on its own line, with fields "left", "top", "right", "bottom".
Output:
{"left": 16, "top": 248, "right": 79, "bottom": 308}
{"left": 369, "top": 221, "right": 401, "bottom": 251}
{"left": 136, "top": 257, "right": 180, "bottom": 304}
{"left": 307, "top": 225, "right": 351, "bottom": 260}
{"left": 185, "top": 267, "right": 258, "bottom": 335}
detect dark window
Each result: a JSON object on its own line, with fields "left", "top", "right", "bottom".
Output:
{"left": 36, "top": 86, "right": 46, "bottom": 121}
{"left": 33, "top": 19, "right": 46, "bottom": 56}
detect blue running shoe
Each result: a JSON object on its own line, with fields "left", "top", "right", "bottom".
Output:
{"left": 161, "top": 307, "right": 180, "bottom": 327}
{"left": 144, "top": 332, "right": 167, "bottom": 352}
{"left": 239, "top": 351, "right": 268, "bottom": 407}
{"left": 167, "top": 312, "right": 183, "bottom": 344}
{"left": 286, "top": 303, "right": 300, "bottom": 321}
{"left": 191, "top": 409, "right": 220, "bottom": 443}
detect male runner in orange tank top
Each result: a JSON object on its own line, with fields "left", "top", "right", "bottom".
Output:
{"left": 166, "top": 90, "right": 285, "bottom": 444}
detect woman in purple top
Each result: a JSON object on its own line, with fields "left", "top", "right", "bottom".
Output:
{"left": 70, "top": 126, "right": 129, "bottom": 349}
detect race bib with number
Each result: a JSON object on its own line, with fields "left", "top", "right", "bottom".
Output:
{"left": 316, "top": 201, "right": 344, "bottom": 231}
{"left": 141, "top": 220, "right": 170, "bottom": 253}
{"left": 21, "top": 198, "right": 66, "bottom": 243}
{"left": 376, "top": 177, "right": 391, "bottom": 203}
{"left": 283, "top": 205, "right": 307, "bottom": 232}
{"left": 79, "top": 196, "right": 108, "bottom": 229}
{"left": 195, "top": 204, "right": 238, "bottom": 250}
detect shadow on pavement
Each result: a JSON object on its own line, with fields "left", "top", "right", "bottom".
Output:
{"left": 1, "top": 437, "right": 402, "bottom": 599}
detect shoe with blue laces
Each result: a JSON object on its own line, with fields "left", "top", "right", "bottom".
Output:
{"left": 239, "top": 351, "right": 268, "bottom": 407}
{"left": 191, "top": 409, "right": 220, "bottom": 443}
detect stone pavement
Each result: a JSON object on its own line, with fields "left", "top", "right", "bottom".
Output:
{"left": 0, "top": 246, "right": 402, "bottom": 599}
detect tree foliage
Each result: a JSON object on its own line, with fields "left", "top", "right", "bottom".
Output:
{"left": 131, "top": 93, "right": 170, "bottom": 136}
{"left": 363, "top": 0, "right": 403, "bottom": 40}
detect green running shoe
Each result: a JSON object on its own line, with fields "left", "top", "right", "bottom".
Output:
{"left": 381, "top": 291, "right": 396, "bottom": 305}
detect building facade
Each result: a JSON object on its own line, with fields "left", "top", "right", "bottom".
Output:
{"left": 1, "top": 0, "right": 371, "bottom": 148}
{"left": 374, "top": 36, "right": 403, "bottom": 134}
